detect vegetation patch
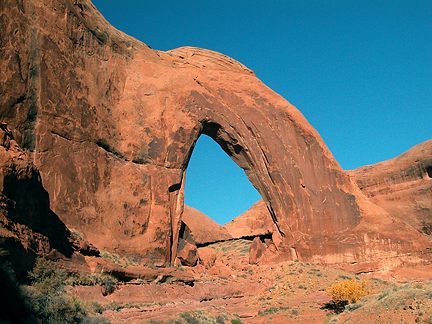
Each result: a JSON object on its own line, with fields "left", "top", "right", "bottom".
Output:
{"left": 326, "top": 279, "right": 374, "bottom": 312}
{"left": 21, "top": 258, "right": 110, "bottom": 323}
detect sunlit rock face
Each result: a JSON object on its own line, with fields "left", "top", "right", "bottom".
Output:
{"left": 348, "top": 140, "right": 432, "bottom": 236}
{"left": 1, "top": 0, "right": 430, "bottom": 267}
{"left": 224, "top": 200, "right": 276, "bottom": 240}
{"left": 182, "top": 205, "right": 232, "bottom": 245}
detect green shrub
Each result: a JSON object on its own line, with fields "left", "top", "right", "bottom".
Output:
{"left": 23, "top": 257, "right": 109, "bottom": 323}
{"left": 65, "top": 271, "right": 118, "bottom": 295}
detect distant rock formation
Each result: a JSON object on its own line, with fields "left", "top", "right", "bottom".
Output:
{"left": 224, "top": 200, "right": 275, "bottom": 239}
{"left": 1, "top": 0, "right": 430, "bottom": 268}
{"left": 182, "top": 205, "right": 232, "bottom": 245}
{"left": 348, "top": 140, "right": 432, "bottom": 235}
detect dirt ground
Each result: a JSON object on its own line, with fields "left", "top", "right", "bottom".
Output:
{"left": 71, "top": 239, "right": 432, "bottom": 323}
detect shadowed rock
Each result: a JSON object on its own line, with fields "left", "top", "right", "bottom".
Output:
{"left": 0, "top": 123, "right": 98, "bottom": 277}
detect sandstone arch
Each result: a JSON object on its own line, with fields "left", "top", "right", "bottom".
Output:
{"left": 1, "top": 0, "right": 429, "bottom": 267}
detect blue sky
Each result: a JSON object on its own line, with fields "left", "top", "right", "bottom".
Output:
{"left": 92, "top": 0, "right": 431, "bottom": 224}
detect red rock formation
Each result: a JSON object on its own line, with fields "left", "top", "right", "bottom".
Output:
{"left": 183, "top": 205, "right": 232, "bottom": 244}
{"left": 348, "top": 140, "right": 432, "bottom": 235}
{"left": 0, "top": 122, "right": 98, "bottom": 276}
{"left": 1, "top": 0, "right": 430, "bottom": 268}
{"left": 224, "top": 200, "right": 275, "bottom": 239}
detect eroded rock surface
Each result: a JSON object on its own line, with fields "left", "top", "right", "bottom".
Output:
{"left": 0, "top": 123, "right": 97, "bottom": 276}
{"left": 348, "top": 140, "right": 432, "bottom": 235}
{"left": 1, "top": 0, "right": 430, "bottom": 268}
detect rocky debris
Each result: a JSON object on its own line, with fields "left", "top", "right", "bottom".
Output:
{"left": 77, "top": 255, "right": 195, "bottom": 285}
{"left": 176, "top": 238, "right": 198, "bottom": 267}
{"left": 183, "top": 205, "right": 232, "bottom": 244}
{"left": 1, "top": 0, "right": 430, "bottom": 269}
{"left": 348, "top": 139, "right": 432, "bottom": 236}
{"left": 225, "top": 199, "right": 275, "bottom": 239}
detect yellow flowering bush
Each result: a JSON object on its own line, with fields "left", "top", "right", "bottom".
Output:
{"left": 327, "top": 279, "right": 373, "bottom": 306}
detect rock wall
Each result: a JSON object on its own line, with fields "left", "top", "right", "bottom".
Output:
{"left": 1, "top": 0, "right": 430, "bottom": 266}
{"left": 348, "top": 140, "right": 432, "bottom": 235}
{"left": 0, "top": 122, "right": 99, "bottom": 277}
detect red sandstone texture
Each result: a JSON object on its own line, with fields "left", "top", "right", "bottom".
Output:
{"left": 0, "top": 122, "right": 99, "bottom": 276}
{"left": 1, "top": 0, "right": 430, "bottom": 269}
{"left": 347, "top": 140, "right": 432, "bottom": 236}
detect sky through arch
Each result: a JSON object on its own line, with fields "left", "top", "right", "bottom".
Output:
{"left": 184, "top": 135, "right": 262, "bottom": 225}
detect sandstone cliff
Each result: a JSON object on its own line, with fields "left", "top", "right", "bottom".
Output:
{"left": 0, "top": 123, "right": 98, "bottom": 276}
{"left": 1, "top": 0, "right": 430, "bottom": 267}
{"left": 348, "top": 140, "right": 432, "bottom": 235}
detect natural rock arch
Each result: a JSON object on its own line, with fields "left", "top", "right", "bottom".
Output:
{"left": 1, "top": 0, "right": 429, "bottom": 268}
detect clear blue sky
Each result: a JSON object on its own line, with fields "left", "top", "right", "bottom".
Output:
{"left": 92, "top": 0, "right": 431, "bottom": 225}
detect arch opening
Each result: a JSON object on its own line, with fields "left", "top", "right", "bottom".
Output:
{"left": 427, "top": 165, "right": 432, "bottom": 178}
{"left": 184, "top": 133, "right": 262, "bottom": 225}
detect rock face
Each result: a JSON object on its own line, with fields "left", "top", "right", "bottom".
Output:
{"left": 0, "top": 123, "right": 97, "bottom": 276}
{"left": 348, "top": 140, "right": 432, "bottom": 235}
{"left": 1, "top": 0, "right": 430, "bottom": 267}
{"left": 224, "top": 200, "right": 275, "bottom": 239}
{"left": 182, "top": 205, "right": 232, "bottom": 245}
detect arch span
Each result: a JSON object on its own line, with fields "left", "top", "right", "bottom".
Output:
{"left": 4, "top": 1, "right": 429, "bottom": 268}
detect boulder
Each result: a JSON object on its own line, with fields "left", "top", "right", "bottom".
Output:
{"left": 249, "top": 237, "right": 266, "bottom": 265}
{"left": 176, "top": 238, "right": 198, "bottom": 267}
{"left": 198, "top": 247, "right": 217, "bottom": 269}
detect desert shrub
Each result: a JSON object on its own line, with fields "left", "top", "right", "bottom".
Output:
{"left": 65, "top": 271, "right": 118, "bottom": 295}
{"left": 338, "top": 275, "right": 352, "bottom": 280}
{"left": 24, "top": 258, "right": 84, "bottom": 323}
{"left": 0, "top": 249, "right": 35, "bottom": 323}
{"left": 344, "top": 301, "right": 364, "bottom": 312}
{"left": 216, "top": 314, "right": 228, "bottom": 324}
{"left": 24, "top": 257, "right": 109, "bottom": 323}
{"left": 165, "top": 309, "right": 240, "bottom": 324}
{"left": 415, "top": 283, "right": 423, "bottom": 289}
{"left": 326, "top": 279, "right": 373, "bottom": 310}
{"left": 258, "top": 307, "right": 279, "bottom": 316}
